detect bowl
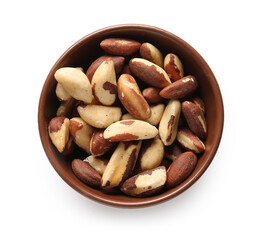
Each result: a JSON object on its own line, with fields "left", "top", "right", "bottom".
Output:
{"left": 38, "top": 24, "right": 224, "bottom": 207}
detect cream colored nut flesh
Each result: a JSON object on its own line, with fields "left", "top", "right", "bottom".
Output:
{"left": 120, "top": 166, "right": 167, "bottom": 197}
{"left": 140, "top": 43, "right": 164, "bottom": 68}
{"left": 176, "top": 128, "right": 205, "bottom": 154}
{"left": 54, "top": 67, "right": 93, "bottom": 103}
{"left": 103, "top": 120, "right": 158, "bottom": 142}
{"left": 159, "top": 99, "right": 181, "bottom": 146}
{"left": 101, "top": 141, "right": 142, "bottom": 189}
{"left": 139, "top": 136, "right": 164, "bottom": 171}
{"left": 121, "top": 104, "right": 165, "bottom": 126}
{"left": 91, "top": 58, "right": 117, "bottom": 105}
{"left": 56, "top": 83, "right": 72, "bottom": 101}
{"left": 55, "top": 67, "right": 83, "bottom": 101}
{"left": 83, "top": 156, "right": 108, "bottom": 176}
{"left": 48, "top": 117, "right": 70, "bottom": 152}
{"left": 118, "top": 74, "right": 151, "bottom": 120}
{"left": 69, "top": 117, "right": 94, "bottom": 154}
{"left": 77, "top": 104, "right": 122, "bottom": 128}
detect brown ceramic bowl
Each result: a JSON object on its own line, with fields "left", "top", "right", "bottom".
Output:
{"left": 38, "top": 24, "right": 224, "bottom": 207}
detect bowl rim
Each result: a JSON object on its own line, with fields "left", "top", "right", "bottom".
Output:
{"left": 38, "top": 24, "right": 224, "bottom": 208}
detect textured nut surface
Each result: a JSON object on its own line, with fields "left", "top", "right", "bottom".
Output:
{"left": 121, "top": 103, "right": 164, "bottom": 126}
{"left": 189, "top": 96, "right": 205, "bottom": 115}
{"left": 101, "top": 141, "right": 142, "bottom": 188}
{"left": 56, "top": 98, "right": 76, "bottom": 117}
{"left": 86, "top": 55, "right": 125, "bottom": 81}
{"left": 69, "top": 117, "right": 94, "bottom": 154}
{"left": 90, "top": 129, "right": 115, "bottom": 156}
{"left": 140, "top": 42, "right": 164, "bottom": 67}
{"left": 54, "top": 67, "right": 93, "bottom": 103}
{"left": 100, "top": 38, "right": 141, "bottom": 56}
{"left": 164, "top": 142, "right": 184, "bottom": 161}
{"left": 164, "top": 53, "right": 184, "bottom": 82}
{"left": 139, "top": 135, "right": 164, "bottom": 171}
{"left": 91, "top": 58, "right": 117, "bottom": 105}
{"left": 146, "top": 104, "right": 165, "bottom": 126}
{"left": 177, "top": 128, "right": 205, "bottom": 154}
{"left": 166, "top": 151, "right": 197, "bottom": 189}
{"left": 160, "top": 75, "right": 198, "bottom": 99}
{"left": 104, "top": 120, "right": 158, "bottom": 142}
{"left": 118, "top": 74, "right": 151, "bottom": 120}
{"left": 182, "top": 101, "right": 207, "bottom": 139}
{"left": 48, "top": 117, "right": 70, "bottom": 152}
{"left": 159, "top": 99, "right": 181, "bottom": 146}
{"left": 56, "top": 83, "right": 71, "bottom": 101}
{"left": 120, "top": 166, "right": 167, "bottom": 197}
{"left": 129, "top": 58, "right": 171, "bottom": 88}
{"left": 83, "top": 156, "right": 108, "bottom": 176}
{"left": 77, "top": 104, "right": 121, "bottom": 128}
{"left": 142, "top": 87, "right": 164, "bottom": 104}
{"left": 72, "top": 159, "right": 101, "bottom": 187}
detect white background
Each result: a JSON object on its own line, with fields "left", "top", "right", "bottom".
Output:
{"left": 0, "top": 0, "right": 260, "bottom": 239}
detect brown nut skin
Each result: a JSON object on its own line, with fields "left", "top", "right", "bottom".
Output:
{"left": 129, "top": 58, "right": 171, "bottom": 88}
{"left": 177, "top": 128, "right": 205, "bottom": 154}
{"left": 138, "top": 135, "right": 164, "bottom": 171}
{"left": 164, "top": 142, "right": 184, "bottom": 161}
{"left": 182, "top": 101, "right": 207, "bottom": 139}
{"left": 120, "top": 166, "right": 167, "bottom": 197}
{"left": 101, "top": 141, "right": 142, "bottom": 189}
{"left": 118, "top": 74, "right": 151, "bottom": 120}
{"left": 56, "top": 98, "right": 76, "bottom": 117}
{"left": 160, "top": 75, "right": 198, "bottom": 99}
{"left": 72, "top": 159, "right": 101, "bottom": 187}
{"left": 91, "top": 58, "right": 117, "bottom": 106}
{"left": 140, "top": 42, "right": 164, "bottom": 68}
{"left": 48, "top": 117, "right": 70, "bottom": 153}
{"left": 166, "top": 151, "right": 197, "bottom": 189}
{"left": 100, "top": 38, "right": 141, "bottom": 56}
{"left": 90, "top": 129, "right": 115, "bottom": 156}
{"left": 142, "top": 87, "right": 164, "bottom": 104}
{"left": 86, "top": 55, "right": 125, "bottom": 82}
{"left": 62, "top": 136, "right": 76, "bottom": 156}
{"left": 104, "top": 120, "right": 158, "bottom": 142}
{"left": 188, "top": 95, "right": 205, "bottom": 115}
{"left": 83, "top": 156, "right": 109, "bottom": 176}
{"left": 121, "top": 64, "right": 132, "bottom": 75}
{"left": 164, "top": 53, "right": 184, "bottom": 82}
{"left": 69, "top": 117, "right": 94, "bottom": 154}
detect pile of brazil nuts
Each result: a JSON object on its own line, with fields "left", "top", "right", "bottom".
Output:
{"left": 48, "top": 38, "right": 207, "bottom": 197}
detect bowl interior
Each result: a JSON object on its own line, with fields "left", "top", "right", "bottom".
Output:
{"left": 38, "top": 25, "right": 224, "bottom": 207}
